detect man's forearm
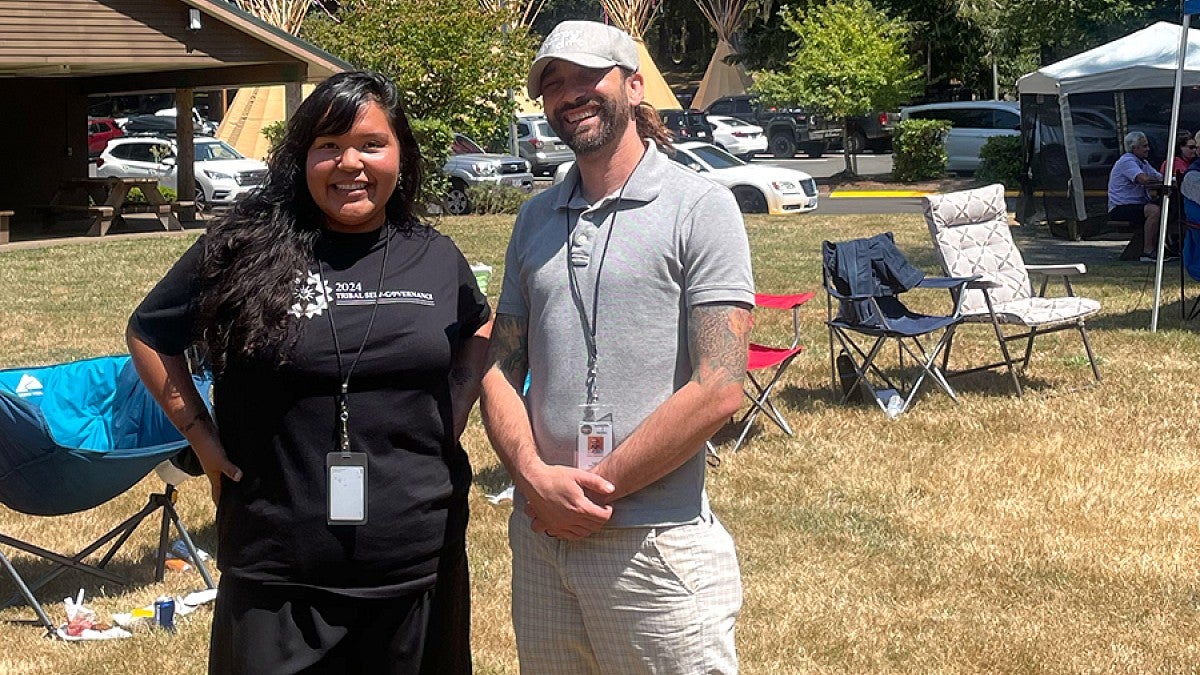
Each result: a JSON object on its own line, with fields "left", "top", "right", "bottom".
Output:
{"left": 480, "top": 367, "right": 543, "bottom": 489}
{"left": 592, "top": 302, "right": 751, "bottom": 502}
{"left": 591, "top": 378, "right": 742, "bottom": 502}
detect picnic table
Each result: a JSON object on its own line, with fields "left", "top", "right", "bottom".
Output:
{"left": 44, "top": 177, "right": 182, "bottom": 236}
{"left": 0, "top": 210, "right": 12, "bottom": 244}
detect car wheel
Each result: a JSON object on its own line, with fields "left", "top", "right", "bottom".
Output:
{"left": 770, "top": 134, "right": 796, "bottom": 158}
{"left": 444, "top": 181, "right": 471, "bottom": 216}
{"left": 846, "top": 131, "right": 867, "bottom": 155}
{"left": 194, "top": 182, "right": 209, "bottom": 212}
{"left": 732, "top": 186, "right": 768, "bottom": 214}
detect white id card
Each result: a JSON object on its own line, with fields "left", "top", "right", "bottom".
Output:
{"left": 327, "top": 452, "right": 368, "bottom": 525}
{"left": 576, "top": 405, "right": 614, "bottom": 470}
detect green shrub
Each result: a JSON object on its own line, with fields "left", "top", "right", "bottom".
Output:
{"left": 465, "top": 183, "right": 530, "bottom": 215}
{"left": 124, "top": 186, "right": 177, "bottom": 203}
{"left": 261, "top": 120, "right": 287, "bottom": 155}
{"left": 892, "top": 118, "right": 950, "bottom": 181}
{"left": 410, "top": 118, "right": 453, "bottom": 216}
{"left": 976, "top": 135, "right": 1023, "bottom": 189}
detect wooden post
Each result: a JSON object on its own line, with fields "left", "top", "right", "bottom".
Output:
{"left": 285, "top": 82, "right": 302, "bottom": 120}
{"left": 175, "top": 88, "right": 197, "bottom": 223}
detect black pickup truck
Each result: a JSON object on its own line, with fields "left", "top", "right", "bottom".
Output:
{"left": 706, "top": 94, "right": 896, "bottom": 158}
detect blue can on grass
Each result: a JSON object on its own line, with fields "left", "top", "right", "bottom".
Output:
{"left": 154, "top": 596, "right": 176, "bottom": 632}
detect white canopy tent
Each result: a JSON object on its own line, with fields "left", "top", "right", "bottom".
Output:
{"left": 1018, "top": 20, "right": 1200, "bottom": 331}
{"left": 1017, "top": 22, "right": 1200, "bottom": 224}
{"left": 1017, "top": 22, "right": 1200, "bottom": 97}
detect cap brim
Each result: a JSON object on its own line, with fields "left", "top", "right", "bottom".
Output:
{"left": 527, "top": 53, "right": 620, "bottom": 99}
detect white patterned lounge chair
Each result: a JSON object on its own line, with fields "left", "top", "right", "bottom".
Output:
{"left": 921, "top": 183, "right": 1102, "bottom": 396}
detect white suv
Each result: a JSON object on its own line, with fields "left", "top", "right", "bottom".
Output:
{"left": 94, "top": 136, "right": 267, "bottom": 211}
{"left": 900, "top": 101, "right": 1021, "bottom": 173}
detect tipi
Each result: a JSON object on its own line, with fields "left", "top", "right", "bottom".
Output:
{"left": 691, "top": 0, "right": 752, "bottom": 110}
{"left": 598, "top": 0, "right": 682, "bottom": 110}
{"left": 217, "top": 1, "right": 313, "bottom": 159}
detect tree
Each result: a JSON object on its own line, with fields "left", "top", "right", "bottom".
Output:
{"left": 752, "top": 0, "right": 921, "bottom": 174}
{"left": 302, "top": 0, "right": 536, "bottom": 149}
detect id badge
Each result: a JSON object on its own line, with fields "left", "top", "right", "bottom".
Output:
{"left": 327, "top": 452, "right": 368, "bottom": 525}
{"left": 576, "top": 404, "right": 614, "bottom": 470}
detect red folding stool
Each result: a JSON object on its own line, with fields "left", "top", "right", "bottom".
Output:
{"left": 722, "top": 291, "right": 815, "bottom": 453}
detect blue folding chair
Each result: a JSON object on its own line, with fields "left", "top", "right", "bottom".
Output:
{"left": 0, "top": 355, "right": 214, "bottom": 634}
{"left": 822, "top": 233, "right": 975, "bottom": 417}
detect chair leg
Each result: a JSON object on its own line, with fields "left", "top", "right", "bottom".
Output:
{"left": 1022, "top": 326, "right": 1039, "bottom": 369}
{"left": 1078, "top": 321, "right": 1102, "bottom": 383}
{"left": 162, "top": 494, "right": 216, "bottom": 590}
{"left": 0, "top": 547, "right": 56, "bottom": 636}
{"left": 731, "top": 357, "right": 799, "bottom": 453}
{"left": 990, "top": 321, "right": 1023, "bottom": 398}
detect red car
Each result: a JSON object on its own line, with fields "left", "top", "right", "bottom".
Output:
{"left": 87, "top": 117, "right": 124, "bottom": 157}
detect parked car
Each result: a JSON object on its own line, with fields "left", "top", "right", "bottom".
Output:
{"left": 94, "top": 136, "right": 267, "bottom": 211}
{"left": 87, "top": 117, "right": 123, "bottom": 157}
{"left": 120, "top": 114, "right": 209, "bottom": 136}
{"left": 515, "top": 114, "right": 574, "bottom": 176}
{"left": 659, "top": 109, "right": 715, "bottom": 143}
{"left": 154, "top": 107, "right": 218, "bottom": 135}
{"left": 706, "top": 115, "right": 767, "bottom": 160}
{"left": 705, "top": 94, "right": 832, "bottom": 158}
{"left": 900, "top": 100, "right": 1021, "bottom": 173}
{"left": 442, "top": 133, "right": 533, "bottom": 215}
{"left": 670, "top": 141, "right": 817, "bottom": 214}
{"left": 552, "top": 142, "right": 818, "bottom": 214}
{"left": 841, "top": 111, "right": 899, "bottom": 154}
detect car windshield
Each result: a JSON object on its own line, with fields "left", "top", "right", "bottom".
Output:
{"left": 196, "top": 140, "right": 244, "bottom": 161}
{"left": 720, "top": 117, "right": 750, "bottom": 128}
{"left": 686, "top": 144, "right": 744, "bottom": 169}
{"left": 453, "top": 135, "right": 485, "bottom": 154}
{"left": 533, "top": 121, "right": 560, "bottom": 140}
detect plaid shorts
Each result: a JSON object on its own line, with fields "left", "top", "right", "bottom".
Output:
{"left": 509, "top": 508, "right": 742, "bottom": 674}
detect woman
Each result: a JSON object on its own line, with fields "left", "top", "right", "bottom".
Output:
{"left": 127, "top": 71, "right": 489, "bottom": 674}
{"left": 1161, "top": 132, "right": 1197, "bottom": 180}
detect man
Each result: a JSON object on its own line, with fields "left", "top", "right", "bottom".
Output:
{"left": 1107, "top": 130, "right": 1164, "bottom": 262}
{"left": 480, "top": 20, "right": 753, "bottom": 674}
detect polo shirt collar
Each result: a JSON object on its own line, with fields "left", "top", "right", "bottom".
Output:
{"left": 555, "top": 141, "right": 667, "bottom": 211}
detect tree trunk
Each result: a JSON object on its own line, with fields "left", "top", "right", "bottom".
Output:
{"left": 843, "top": 120, "right": 858, "bottom": 176}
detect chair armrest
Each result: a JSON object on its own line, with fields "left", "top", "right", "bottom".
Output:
{"left": 755, "top": 292, "right": 817, "bottom": 309}
{"left": 967, "top": 278, "right": 1003, "bottom": 290}
{"left": 917, "top": 275, "right": 979, "bottom": 290}
{"left": 1026, "top": 263, "right": 1086, "bottom": 276}
{"left": 823, "top": 285, "right": 877, "bottom": 301}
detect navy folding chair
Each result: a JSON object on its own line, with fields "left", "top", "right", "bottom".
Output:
{"left": 822, "top": 233, "right": 975, "bottom": 417}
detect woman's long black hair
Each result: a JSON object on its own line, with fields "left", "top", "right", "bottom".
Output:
{"left": 196, "top": 70, "right": 424, "bottom": 374}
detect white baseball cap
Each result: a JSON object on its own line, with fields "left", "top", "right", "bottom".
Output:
{"left": 527, "top": 20, "right": 639, "bottom": 99}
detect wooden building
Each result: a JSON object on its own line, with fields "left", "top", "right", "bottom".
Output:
{"left": 0, "top": 0, "right": 348, "bottom": 240}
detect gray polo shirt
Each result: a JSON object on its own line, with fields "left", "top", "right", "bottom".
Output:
{"left": 497, "top": 142, "right": 754, "bottom": 527}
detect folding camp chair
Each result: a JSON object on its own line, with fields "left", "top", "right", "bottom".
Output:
{"left": 0, "top": 355, "right": 214, "bottom": 635}
{"left": 1182, "top": 226, "right": 1200, "bottom": 320}
{"left": 822, "top": 233, "right": 974, "bottom": 417}
{"left": 922, "top": 183, "right": 1102, "bottom": 396}
{"left": 714, "top": 292, "right": 815, "bottom": 453}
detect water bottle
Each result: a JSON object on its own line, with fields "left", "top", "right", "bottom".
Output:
{"left": 885, "top": 394, "right": 904, "bottom": 420}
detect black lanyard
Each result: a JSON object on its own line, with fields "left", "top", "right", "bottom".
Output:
{"left": 565, "top": 182, "right": 620, "bottom": 405}
{"left": 317, "top": 226, "right": 390, "bottom": 457}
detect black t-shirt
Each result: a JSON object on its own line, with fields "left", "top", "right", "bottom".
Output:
{"left": 129, "top": 223, "right": 490, "bottom": 596}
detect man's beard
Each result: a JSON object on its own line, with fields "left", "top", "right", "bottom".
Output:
{"left": 551, "top": 92, "right": 629, "bottom": 155}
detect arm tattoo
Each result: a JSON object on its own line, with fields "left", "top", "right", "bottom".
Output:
{"left": 181, "top": 409, "right": 212, "bottom": 434}
{"left": 689, "top": 304, "right": 752, "bottom": 386}
{"left": 489, "top": 314, "right": 530, "bottom": 384}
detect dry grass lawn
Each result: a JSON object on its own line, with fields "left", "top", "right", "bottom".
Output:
{"left": 0, "top": 212, "right": 1198, "bottom": 674}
